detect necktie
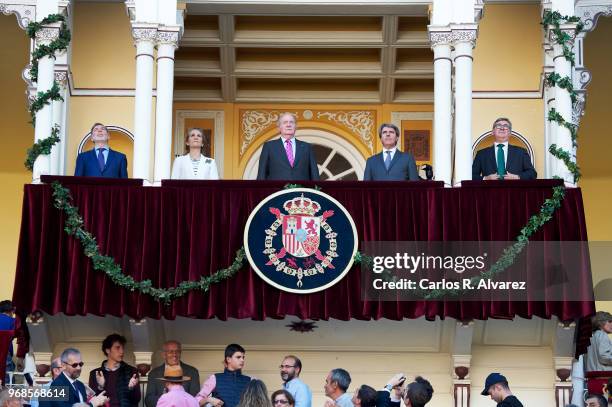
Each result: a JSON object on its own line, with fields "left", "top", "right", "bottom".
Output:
{"left": 285, "top": 139, "right": 294, "bottom": 167}
{"left": 496, "top": 144, "right": 505, "bottom": 177}
{"left": 97, "top": 148, "right": 106, "bottom": 172}
{"left": 384, "top": 151, "right": 392, "bottom": 170}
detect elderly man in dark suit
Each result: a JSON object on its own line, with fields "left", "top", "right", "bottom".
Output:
{"left": 145, "top": 340, "right": 200, "bottom": 407}
{"left": 75, "top": 123, "right": 128, "bottom": 178}
{"left": 363, "top": 123, "right": 418, "bottom": 181}
{"left": 256, "top": 113, "right": 320, "bottom": 181}
{"left": 472, "top": 117, "right": 536, "bottom": 181}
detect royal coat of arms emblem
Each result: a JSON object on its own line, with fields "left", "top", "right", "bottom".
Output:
{"left": 244, "top": 188, "right": 357, "bottom": 293}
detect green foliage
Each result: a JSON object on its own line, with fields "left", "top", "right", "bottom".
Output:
{"left": 26, "top": 14, "right": 71, "bottom": 83}
{"left": 542, "top": 12, "right": 583, "bottom": 184}
{"left": 25, "top": 14, "right": 71, "bottom": 172}
{"left": 51, "top": 181, "right": 247, "bottom": 304}
{"left": 25, "top": 125, "right": 61, "bottom": 171}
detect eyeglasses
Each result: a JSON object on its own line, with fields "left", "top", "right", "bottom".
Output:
{"left": 64, "top": 362, "right": 84, "bottom": 368}
{"left": 273, "top": 400, "right": 289, "bottom": 405}
{"left": 494, "top": 125, "right": 510, "bottom": 130}
{"left": 279, "top": 365, "right": 295, "bottom": 369}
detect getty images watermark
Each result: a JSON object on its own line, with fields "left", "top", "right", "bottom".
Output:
{"left": 360, "top": 241, "right": 595, "bottom": 301}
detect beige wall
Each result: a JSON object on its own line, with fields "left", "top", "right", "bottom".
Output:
{"left": 473, "top": 4, "right": 542, "bottom": 91}
{"left": 0, "top": 16, "right": 34, "bottom": 300}
{"left": 71, "top": 2, "right": 137, "bottom": 89}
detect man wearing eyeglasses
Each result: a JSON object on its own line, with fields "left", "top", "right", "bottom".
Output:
{"left": 41, "top": 348, "right": 109, "bottom": 407}
{"left": 145, "top": 340, "right": 200, "bottom": 407}
{"left": 472, "top": 118, "right": 537, "bottom": 181}
{"left": 280, "top": 355, "right": 312, "bottom": 407}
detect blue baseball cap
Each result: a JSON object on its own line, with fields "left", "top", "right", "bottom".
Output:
{"left": 481, "top": 373, "right": 507, "bottom": 396}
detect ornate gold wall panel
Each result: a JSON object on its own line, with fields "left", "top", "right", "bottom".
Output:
{"left": 239, "top": 108, "right": 377, "bottom": 159}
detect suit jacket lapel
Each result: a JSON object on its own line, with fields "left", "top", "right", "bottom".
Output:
{"left": 387, "top": 150, "right": 402, "bottom": 171}
{"left": 103, "top": 149, "right": 114, "bottom": 173}
{"left": 276, "top": 138, "right": 290, "bottom": 168}
{"left": 293, "top": 139, "right": 303, "bottom": 167}
{"left": 506, "top": 145, "right": 517, "bottom": 171}
{"left": 488, "top": 146, "right": 498, "bottom": 172}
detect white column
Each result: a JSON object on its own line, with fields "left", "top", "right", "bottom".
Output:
{"left": 551, "top": 34, "right": 576, "bottom": 184}
{"left": 153, "top": 28, "right": 179, "bottom": 185}
{"left": 452, "top": 26, "right": 478, "bottom": 185}
{"left": 50, "top": 72, "right": 67, "bottom": 175}
{"left": 32, "top": 25, "right": 60, "bottom": 182}
{"left": 570, "top": 355, "right": 585, "bottom": 407}
{"left": 132, "top": 26, "right": 157, "bottom": 184}
{"left": 429, "top": 29, "right": 453, "bottom": 186}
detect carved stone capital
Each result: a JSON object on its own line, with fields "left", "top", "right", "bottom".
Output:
{"left": 428, "top": 30, "right": 453, "bottom": 47}
{"left": 35, "top": 26, "right": 61, "bottom": 44}
{"left": 157, "top": 29, "right": 180, "bottom": 46}
{"left": 452, "top": 29, "right": 478, "bottom": 46}
{"left": 0, "top": 3, "right": 35, "bottom": 30}
{"left": 132, "top": 27, "right": 158, "bottom": 43}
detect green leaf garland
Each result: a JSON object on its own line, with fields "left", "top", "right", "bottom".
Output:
{"left": 24, "top": 14, "right": 71, "bottom": 171}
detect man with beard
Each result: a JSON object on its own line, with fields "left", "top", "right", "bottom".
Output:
{"left": 280, "top": 355, "right": 311, "bottom": 407}
{"left": 42, "top": 348, "right": 108, "bottom": 407}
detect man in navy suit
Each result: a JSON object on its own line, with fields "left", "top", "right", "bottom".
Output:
{"left": 75, "top": 123, "right": 128, "bottom": 178}
{"left": 363, "top": 123, "right": 418, "bottom": 181}
{"left": 472, "top": 118, "right": 536, "bottom": 181}
{"left": 256, "top": 113, "right": 320, "bottom": 181}
{"left": 41, "top": 348, "right": 108, "bottom": 407}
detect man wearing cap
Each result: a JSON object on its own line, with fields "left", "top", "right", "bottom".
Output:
{"left": 157, "top": 365, "right": 199, "bottom": 407}
{"left": 481, "top": 373, "right": 523, "bottom": 407}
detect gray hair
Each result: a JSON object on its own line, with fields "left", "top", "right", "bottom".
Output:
{"left": 50, "top": 357, "right": 63, "bottom": 369}
{"left": 492, "top": 117, "right": 512, "bottom": 132}
{"left": 277, "top": 113, "right": 297, "bottom": 126}
{"left": 329, "top": 368, "right": 352, "bottom": 392}
{"left": 163, "top": 340, "right": 182, "bottom": 351}
{"left": 378, "top": 123, "right": 400, "bottom": 138}
{"left": 60, "top": 348, "right": 81, "bottom": 363}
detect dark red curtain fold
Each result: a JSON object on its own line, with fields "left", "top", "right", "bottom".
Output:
{"left": 14, "top": 179, "right": 594, "bottom": 326}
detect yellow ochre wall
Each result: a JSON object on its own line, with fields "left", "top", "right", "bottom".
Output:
{"left": 472, "top": 5, "right": 545, "bottom": 178}
{"left": 71, "top": 3, "right": 137, "bottom": 89}
{"left": 473, "top": 5, "right": 543, "bottom": 92}
{"left": 67, "top": 2, "right": 154, "bottom": 178}
{"left": 0, "top": 16, "right": 32, "bottom": 300}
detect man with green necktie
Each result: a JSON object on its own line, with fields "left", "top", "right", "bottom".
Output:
{"left": 472, "top": 118, "right": 537, "bottom": 181}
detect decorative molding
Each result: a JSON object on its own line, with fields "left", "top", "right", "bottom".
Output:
{"left": 575, "top": 5, "right": 612, "bottom": 32}
{"left": 125, "top": 0, "right": 136, "bottom": 22}
{"left": 572, "top": 92, "right": 586, "bottom": 126}
{"left": 35, "top": 26, "right": 60, "bottom": 43}
{"left": 157, "top": 28, "right": 180, "bottom": 45}
{"left": 428, "top": 30, "right": 453, "bottom": 47}
{"left": 548, "top": 24, "right": 578, "bottom": 47}
{"left": 451, "top": 29, "right": 478, "bottom": 45}
{"left": 132, "top": 27, "right": 158, "bottom": 42}
{"left": 54, "top": 70, "right": 68, "bottom": 86}
{"left": 240, "top": 110, "right": 285, "bottom": 155}
{"left": 0, "top": 3, "right": 35, "bottom": 30}
{"left": 316, "top": 111, "right": 375, "bottom": 152}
